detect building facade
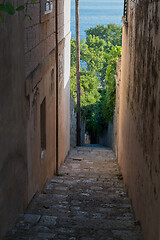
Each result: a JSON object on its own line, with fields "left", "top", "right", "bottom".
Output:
{"left": 0, "top": 0, "right": 71, "bottom": 238}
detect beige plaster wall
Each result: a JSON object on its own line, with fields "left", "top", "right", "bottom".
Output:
{"left": 25, "top": 0, "right": 57, "bottom": 199}
{"left": 58, "top": 33, "right": 71, "bottom": 167}
{"left": 25, "top": 0, "right": 71, "bottom": 200}
{"left": 118, "top": 1, "right": 160, "bottom": 239}
{"left": 0, "top": 0, "right": 71, "bottom": 238}
{"left": 27, "top": 64, "right": 57, "bottom": 200}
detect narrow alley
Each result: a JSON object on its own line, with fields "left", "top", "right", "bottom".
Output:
{"left": 5, "top": 147, "right": 143, "bottom": 240}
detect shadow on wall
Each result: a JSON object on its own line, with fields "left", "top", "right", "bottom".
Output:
{"left": 98, "top": 122, "right": 114, "bottom": 149}
{"left": 70, "top": 96, "right": 86, "bottom": 147}
{"left": 0, "top": 0, "right": 71, "bottom": 238}
{"left": 117, "top": 1, "right": 160, "bottom": 239}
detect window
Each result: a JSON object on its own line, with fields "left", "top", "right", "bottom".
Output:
{"left": 40, "top": 0, "right": 53, "bottom": 22}
{"left": 42, "top": 0, "right": 53, "bottom": 15}
{"left": 40, "top": 98, "right": 46, "bottom": 150}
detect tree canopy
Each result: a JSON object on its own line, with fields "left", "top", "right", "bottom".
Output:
{"left": 85, "top": 24, "right": 122, "bottom": 46}
{"left": 70, "top": 24, "right": 122, "bottom": 139}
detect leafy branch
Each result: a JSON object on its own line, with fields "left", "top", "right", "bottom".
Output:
{"left": 0, "top": 0, "right": 36, "bottom": 22}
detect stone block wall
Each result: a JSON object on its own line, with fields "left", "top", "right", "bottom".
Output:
{"left": 25, "top": 0, "right": 71, "bottom": 201}
{"left": 57, "top": 0, "right": 71, "bottom": 167}
{"left": 25, "top": 0, "right": 57, "bottom": 201}
{"left": 70, "top": 96, "right": 86, "bottom": 147}
{"left": 118, "top": 1, "right": 160, "bottom": 239}
{"left": 0, "top": 0, "right": 71, "bottom": 238}
{"left": 114, "top": 59, "right": 121, "bottom": 156}
{"left": 0, "top": 3, "right": 28, "bottom": 238}
{"left": 70, "top": 96, "right": 77, "bottom": 148}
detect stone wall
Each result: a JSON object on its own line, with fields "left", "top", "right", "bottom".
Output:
{"left": 0, "top": 3, "right": 28, "bottom": 238}
{"left": 25, "top": 0, "right": 71, "bottom": 201}
{"left": 70, "top": 96, "right": 77, "bottom": 147}
{"left": 58, "top": 4, "right": 71, "bottom": 166}
{"left": 70, "top": 96, "right": 86, "bottom": 147}
{"left": 114, "top": 59, "right": 121, "bottom": 157}
{"left": 81, "top": 119, "right": 85, "bottom": 146}
{"left": 0, "top": 0, "right": 71, "bottom": 238}
{"left": 118, "top": 1, "right": 160, "bottom": 239}
{"left": 98, "top": 124, "right": 114, "bottom": 149}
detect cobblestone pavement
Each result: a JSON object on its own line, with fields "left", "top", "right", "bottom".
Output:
{"left": 5, "top": 146, "right": 143, "bottom": 240}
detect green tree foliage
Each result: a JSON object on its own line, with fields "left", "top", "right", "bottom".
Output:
{"left": 71, "top": 24, "right": 122, "bottom": 138}
{"left": 81, "top": 35, "right": 106, "bottom": 77}
{"left": 102, "top": 46, "right": 121, "bottom": 124}
{"left": 82, "top": 24, "right": 122, "bottom": 83}
{"left": 70, "top": 64, "right": 100, "bottom": 111}
{"left": 85, "top": 24, "right": 122, "bottom": 47}
{"left": 71, "top": 38, "right": 77, "bottom": 67}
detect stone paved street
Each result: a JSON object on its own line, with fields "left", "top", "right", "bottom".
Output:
{"left": 5, "top": 146, "right": 143, "bottom": 240}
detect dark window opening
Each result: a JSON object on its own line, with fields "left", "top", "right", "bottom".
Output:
{"left": 40, "top": 98, "right": 46, "bottom": 150}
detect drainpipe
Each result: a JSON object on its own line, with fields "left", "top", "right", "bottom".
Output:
{"left": 55, "top": 0, "right": 59, "bottom": 174}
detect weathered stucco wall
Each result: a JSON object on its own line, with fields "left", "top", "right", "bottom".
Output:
{"left": 118, "top": 1, "right": 160, "bottom": 239}
{"left": 0, "top": 5, "right": 28, "bottom": 239}
{"left": 25, "top": 0, "right": 71, "bottom": 199}
{"left": 98, "top": 125, "right": 113, "bottom": 149}
{"left": 25, "top": 0, "right": 57, "bottom": 201}
{"left": 58, "top": 0, "right": 71, "bottom": 167}
{"left": 0, "top": 0, "right": 71, "bottom": 238}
